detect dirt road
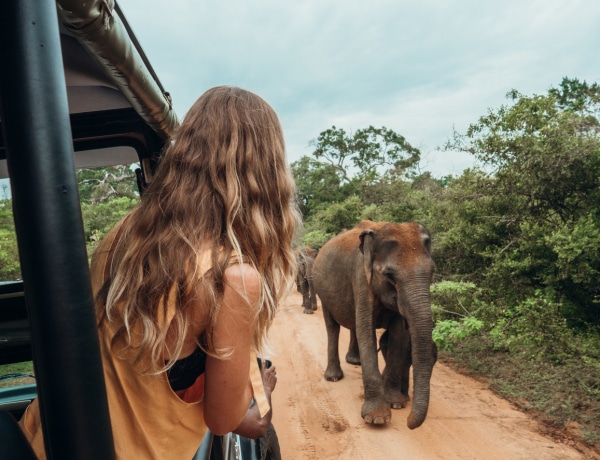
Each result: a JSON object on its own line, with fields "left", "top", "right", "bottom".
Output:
{"left": 268, "top": 292, "right": 589, "bottom": 460}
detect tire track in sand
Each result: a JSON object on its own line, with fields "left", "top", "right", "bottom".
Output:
{"left": 270, "top": 295, "right": 351, "bottom": 459}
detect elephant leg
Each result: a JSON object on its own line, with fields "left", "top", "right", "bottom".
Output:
{"left": 359, "top": 346, "right": 390, "bottom": 425}
{"left": 308, "top": 279, "right": 318, "bottom": 311}
{"left": 300, "top": 278, "right": 313, "bottom": 314}
{"left": 322, "top": 307, "right": 344, "bottom": 381}
{"left": 356, "top": 313, "right": 390, "bottom": 424}
{"left": 345, "top": 328, "right": 360, "bottom": 365}
{"left": 379, "top": 329, "right": 389, "bottom": 364}
{"left": 381, "top": 317, "right": 411, "bottom": 409}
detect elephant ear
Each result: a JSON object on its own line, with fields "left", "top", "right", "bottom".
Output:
{"left": 359, "top": 229, "right": 375, "bottom": 285}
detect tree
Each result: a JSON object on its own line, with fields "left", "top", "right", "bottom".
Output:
{"left": 446, "top": 78, "right": 600, "bottom": 324}
{"left": 292, "top": 125, "right": 421, "bottom": 220}
{"left": 77, "top": 165, "right": 140, "bottom": 205}
{"left": 310, "top": 125, "right": 421, "bottom": 183}
{"left": 81, "top": 196, "right": 139, "bottom": 257}
{"left": 448, "top": 78, "right": 600, "bottom": 223}
{"left": 307, "top": 195, "right": 364, "bottom": 235}
{"left": 290, "top": 156, "right": 349, "bottom": 218}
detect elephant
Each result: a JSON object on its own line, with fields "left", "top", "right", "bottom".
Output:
{"left": 295, "top": 246, "right": 319, "bottom": 314}
{"left": 312, "top": 220, "right": 437, "bottom": 429}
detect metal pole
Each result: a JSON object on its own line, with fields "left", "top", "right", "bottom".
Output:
{"left": 0, "top": 1, "right": 116, "bottom": 458}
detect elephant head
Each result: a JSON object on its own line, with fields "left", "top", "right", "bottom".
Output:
{"left": 359, "top": 222, "right": 435, "bottom": 429}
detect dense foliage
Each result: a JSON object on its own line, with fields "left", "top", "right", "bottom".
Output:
{"left": 0, "top": 199, "right": 20, "bottom": 280}
{"left": 293, "top": 77, "right": 600, "bottom": 330}
{"left": 78, "top": 165, "right": 140, "bottom": 256}
{"left": 0, "top": 166, "right": 138, "bottom": 281}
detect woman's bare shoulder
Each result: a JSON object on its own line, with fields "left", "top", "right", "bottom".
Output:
{"left": 217, "top": 263, "right": 260, "bottom": 332}
{"left": 224, "top": 262, "right": 260, "bottom": 294}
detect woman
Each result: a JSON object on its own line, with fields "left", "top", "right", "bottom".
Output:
{"left": 20, "top": 86, "right": 299, "bottom": 458}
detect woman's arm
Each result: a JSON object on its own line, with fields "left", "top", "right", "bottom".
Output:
{"left": 203, "top": 263, "right": 260, "bottom": 435}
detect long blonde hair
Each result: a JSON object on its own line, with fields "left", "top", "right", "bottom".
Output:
{"left": 97, "top": 86, "right": 299, "bottom": 372}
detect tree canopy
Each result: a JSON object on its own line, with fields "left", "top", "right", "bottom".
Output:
{"left": 293, "top": 77, "right": 600, "bottom": 329}
{"left": 292, "top": 125, "right": 422, "bottom": 218}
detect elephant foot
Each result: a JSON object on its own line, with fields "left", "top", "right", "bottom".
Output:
{"left": 303, "top": 308, "right": 314, "bottom": 314}
{"left": 324, "top": 366, "right": 344, "bottom": 382}
{"left": 391, "top": 396, "right": 409, "bottom": 409}
{"left": 312, "top": 304, "right": 317, "bottom": 311}
{"left": 345, "top": 353, "right": 360, "bottom": 365}
{"left": 364, "top": 414, "right": 389, "bottom": 425}
{"left": 386, "top": 390, "right": 410, "bottom": 409}
{"left": 362, "top": 405, "right": 391, "bottom": 425}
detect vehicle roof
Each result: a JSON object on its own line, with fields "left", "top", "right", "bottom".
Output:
{"left": 0, "top": 0, "right": 180, "bottom": 179}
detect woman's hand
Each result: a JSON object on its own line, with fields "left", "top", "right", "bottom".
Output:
{"left": 232, "top": 361, "right": 277, "bottom": 439}
{"left": 260, "top": 362, "right": 277, "bottom": 398}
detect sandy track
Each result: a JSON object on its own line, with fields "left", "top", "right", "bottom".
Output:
{"left": 268, "top": 292, "right": 588, "bottom": 459}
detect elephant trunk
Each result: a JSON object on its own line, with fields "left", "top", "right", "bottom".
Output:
{"left": 405, "top": 288, "right": 434, "bottom": 430}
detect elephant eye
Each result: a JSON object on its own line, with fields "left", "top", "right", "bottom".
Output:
{"left": 384, "top": 271, "right": 395, "bottom": 283}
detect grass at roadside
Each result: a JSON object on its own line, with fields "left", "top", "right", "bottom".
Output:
{"left": 0, "top": 361, "right": 35, "bottom": 388}
{"left": 440, "top": 336, "right": 600, "bottom": 455}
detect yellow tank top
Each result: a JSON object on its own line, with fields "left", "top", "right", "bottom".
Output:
{"left": 19, "top": 212, "right": 269, "bottom": 459}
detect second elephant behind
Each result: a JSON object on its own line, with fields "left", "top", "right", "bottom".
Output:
{"left": 312, "top": 220, "right": 437, "bottom": 429}
{"left": 295, "top": 246, "right": 318, "bottom": 314}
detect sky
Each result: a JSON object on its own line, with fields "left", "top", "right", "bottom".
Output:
{"left": 120, "top": 0, "right": 600, "bottom": 178}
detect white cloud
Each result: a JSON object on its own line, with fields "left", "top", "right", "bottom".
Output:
{"left": 120, "top": 0, "right": 600, "bottom": 177}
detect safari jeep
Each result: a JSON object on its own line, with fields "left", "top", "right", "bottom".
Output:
{"left": 0, "top": 1, "right": 278, "bottom": 458}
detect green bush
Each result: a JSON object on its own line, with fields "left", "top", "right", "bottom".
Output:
{"left": 433, "top": 316, "right": 484, "bottom": 351}
{"left": 309, "top": 195, "right": 363, "bottom": 234}
{"left": 431, "top": 280, "right": 479, "bottom": 321}
{"left": 488, "top": 292, "right": 574, "bottom": 360}
{"left": 0, "top": 200, "right": 20, "bottom": 281}
{"left": 300, "top": 230, "right": 334, "bottom": 250}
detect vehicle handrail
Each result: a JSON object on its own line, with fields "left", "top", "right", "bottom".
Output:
{"left": 56, "top": 0, "right": 180, "bottom": 141}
